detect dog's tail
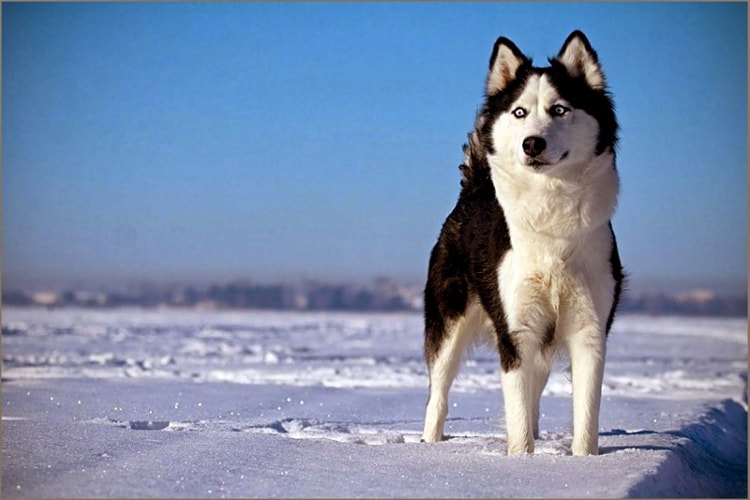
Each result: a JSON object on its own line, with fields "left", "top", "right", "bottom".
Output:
{"left": 459, "top": 114, "right": 491, "bottom": 190}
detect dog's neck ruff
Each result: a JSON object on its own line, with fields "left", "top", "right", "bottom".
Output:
{"left": 489, "top": 151, "right": 619, "bottom": 241}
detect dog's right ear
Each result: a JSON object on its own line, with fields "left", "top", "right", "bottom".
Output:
{"left": 486, "top": 37, "right": 529, "bottom": 95}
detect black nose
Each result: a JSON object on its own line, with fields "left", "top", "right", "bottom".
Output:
{"left": 522, "top": 136, "right": 546, "bottom": 157}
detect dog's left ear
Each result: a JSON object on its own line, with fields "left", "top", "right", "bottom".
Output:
{"left": 556, "top": 31, "right": 605, "bottom": 90}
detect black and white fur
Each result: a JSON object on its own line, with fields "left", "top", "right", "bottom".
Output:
{"left": 421, "top": 31, "right": 624, "bottom": 456}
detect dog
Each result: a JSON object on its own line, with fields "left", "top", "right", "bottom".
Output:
{"left": 421, "top": 31, "right": 624, "bottom": 456}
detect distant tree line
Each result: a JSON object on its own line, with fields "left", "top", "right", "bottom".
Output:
{"left": 617, "top": 291, "right": 747, "bottom": 317}
{"left": 1, "top": 279, "right": 421, "bottom": 312}
{"left": 1, "top": 281, "right": 747, "bottom": 317}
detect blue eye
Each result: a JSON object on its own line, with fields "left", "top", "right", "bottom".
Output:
{"left": 551, "top": 105, "right": 569, "bottom": 117}
{"left": 512, "top": 107, "right": 527, "bottom": 118}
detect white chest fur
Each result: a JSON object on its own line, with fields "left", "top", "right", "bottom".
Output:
{"left": 491, "top": 152, "right": 618, "bottom": 238}
{"left": 491, "top": 153, "right": 619, "bottom": 339}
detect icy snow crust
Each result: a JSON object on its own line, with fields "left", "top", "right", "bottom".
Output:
{"left": 2, "top": 308, "right": 747, "bottom": 498}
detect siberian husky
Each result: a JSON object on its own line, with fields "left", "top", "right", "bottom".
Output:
{"left": 421, "top": 31, "right": 624, "bottom": 456}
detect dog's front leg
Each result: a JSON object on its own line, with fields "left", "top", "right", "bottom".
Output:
{"left": 501, "top": 344, "right": 551, "bottom": 454}
{"left": 569, "top": 327, "right": 606, "bottom": 456}
{"left": 501, "top": 362, "right": 535, "bottom": 454}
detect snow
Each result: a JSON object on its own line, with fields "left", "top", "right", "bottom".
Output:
{"left": 1, "top": 307, "right": 747, "bottom": 498}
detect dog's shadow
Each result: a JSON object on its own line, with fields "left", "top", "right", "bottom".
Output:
{"left": 439, "top": 428, "right": 673, "bottom": 455}
{"left": 599, "top": 428, "right": 671, "bottom": 454}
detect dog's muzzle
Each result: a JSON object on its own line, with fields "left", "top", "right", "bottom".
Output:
{"left": 522, "top": 136, "right": 568, "bottom": 169}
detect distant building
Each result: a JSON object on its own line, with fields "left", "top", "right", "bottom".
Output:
{"left": 31, "top": 292, "right": 59, "bottom": 307}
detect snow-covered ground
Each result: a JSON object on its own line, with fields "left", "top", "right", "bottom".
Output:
{"left": 1, "top": 307, "right": 747, "bottom": 498}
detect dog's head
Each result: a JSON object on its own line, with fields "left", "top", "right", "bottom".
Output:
{"left": 480, "top": 31, "right": 617, "bottom": 177}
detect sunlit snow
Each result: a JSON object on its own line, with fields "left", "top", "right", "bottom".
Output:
{"left": 2, "top": 307, "right": 747, "bottom": 498}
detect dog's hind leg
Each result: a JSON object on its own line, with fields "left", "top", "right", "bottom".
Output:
{"left": 422, "top": 316, "right": 473, "bottom": 443}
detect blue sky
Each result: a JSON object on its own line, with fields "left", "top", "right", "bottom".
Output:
{"left": 3, "top": 2, "right": 747, "bottom": 294}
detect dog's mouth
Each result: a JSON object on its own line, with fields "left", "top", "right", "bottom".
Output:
{"left": 527, "top": 151, "right": 568, "bottom": 169}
